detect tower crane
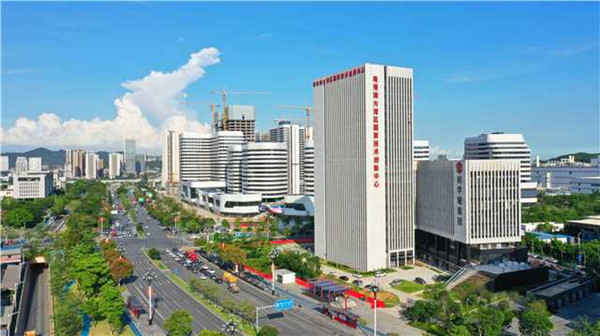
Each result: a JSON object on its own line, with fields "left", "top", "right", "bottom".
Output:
{"left": 211, "top": 90, "right": 269, "bottom": 130}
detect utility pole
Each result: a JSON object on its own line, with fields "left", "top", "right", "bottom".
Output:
{"left": 371, "top": 284, "right": 380, "bottom": 336}
{"left": 143, "top": 271, "right": 157, "bottom": 325}
{"left": 268, "top": 248, "right": 281, "bottom": 295}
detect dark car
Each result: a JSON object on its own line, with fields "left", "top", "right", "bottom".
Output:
{"left": 339, "top": 275, "right": 349, "bottom": 281}
{"left": 364, "top": 284, "right": 374, "bottom": 291}
{"left": 414, "top": 277, "right": 427, "bottom": 285}
{"left": 351, "top": 280, "right": 363, "bottom": 287}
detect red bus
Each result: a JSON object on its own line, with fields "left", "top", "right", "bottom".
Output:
{"left": 127, "top": 296, "right": 144, "bottom": 319}
{"left": 321, "top": 305, "right": 360, "bottom": 329}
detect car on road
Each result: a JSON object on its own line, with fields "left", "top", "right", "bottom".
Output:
{"left": 374, "top": 271, "right": 386, "bottom": 277}
{"left": 207, "top": 269, "right": 216, "bottom": 274}
{"left": 352, "top": 273, "right": 363, "bottom": 278}
{"left": 390, "top": 279, "right": 404, "bottom": 286}
{"left": 351, "top": 280, "right": 363, "bottom": 287}
{"left": 364, "top": 284, "right": 374, "bottom": 291}
{"left": 415, "top": 277, "right": 427, "bottom": 285}
{"left": 339, "top": 275, "right": 349, "bottom": 281}
{"left": 198, "top": 274, "right": 208, "bottom": 280}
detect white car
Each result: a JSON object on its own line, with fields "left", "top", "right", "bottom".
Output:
{"left": 353, "top": 273, "right": 363, "bottom": 278}
{"left": 207, "top": 269, "right": 216, "bottom": 274}
{"left": 374, "top": 271, "right": 386, "bottom": 277}
{"left": 198, "top": 274, "right": 208, "bottom": 280}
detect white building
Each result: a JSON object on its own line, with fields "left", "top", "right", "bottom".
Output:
{"left": 162, "top": 131, "right": 181, "bottom": 189}
{"left": 570, "top": 176, "right": 600, "bottom": 195}
{"left": 108, "top": 153, "right": 123, "bottom": 179}
{"left": 124, "top": 139, "right": 136, "bottom": 176}
{"left": 28, "top": 157, "right": 42, "bottom": 172}
{"left": 226, "top": 145, "right": 243, "bottom": 193}
{"left": 304, "top": 141, "right": 315, "bottom": 196}
{"left": 241, "top": 142, "right": 288, "bottom": 202}
{"left": 416, "top": 160, "right": 522, "bottom": 268}
{"left": 13, "top": 171, "right": 54, "bottom": 199}
{"left": 211, "top": 131, "right": 246, "bottom": 182}
{"left": 180, "top": 132, "right": 212, "bottom": 181}
{"left": 85, "top": 152, "right": 98, "bottom": 180}
{"left": 65, "top": 149, "right": 86, "bottom": 178}
{"left": 0, "top": 156, "right": 8, "bottom": 172}
{"left": 180, "top": 181, "right": 261, "bottom": 217}
{"left": 413, "top": 140, "right": 430, "bottom": 161}
{"left": 533, "top": 166, "right": 600, "bottom": 192}
{"left": 314, "top": 63, "right": 415, "bottom": 271}
{"left": 15, "top": 157, "right": 28, "bottom": 175}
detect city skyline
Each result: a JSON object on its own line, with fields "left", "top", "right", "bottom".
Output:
{"left": 2, "top": 2, "right": 599, "bottom": 158}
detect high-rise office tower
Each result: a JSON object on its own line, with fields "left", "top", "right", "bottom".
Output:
{"left": 222, "top": 105, "right": 256, "bottom": 142}
{"left": 135, "top": 153, "right": 147, "bottom": 175}
{"left": 179, "top": 132, "right": 212, "bottom": 181}
{"left": 413, "top": 140, "right": 430, "bottom": 162}
{"left": 314, "top": 63, "right": 415, "bottom": 271}
{"left": 241, "top": 142, "right": 288, "bottom": 202}
{"left": 464, "top": 133, "right": 531, "bottom": 182}
{"left": 15, "top": 157, "right": 28, "bottom": 175}
{"left": 211, "top": 131, "right": 246, "bottom": 182}
{"left": 85, "top": 152, "right": 98, "bottom": 180}
{"left": 416, "top": 160, "right": 522, "bottom": 269}
{"left": 270, "top": 121, "right": 307, "bottom": 194}
{"left": 65, "top": 149, "right": 87, "bottom": 178}
{"left": 28, "top": 157, "right": 42, "bottom": 171}
{"left": 304, "top": 141, "right": 315, "bottom": 196}
{"left": 161, "top": 131, "right": 181, "bottom": 190}
{"left": 109, "top": 153, "right": 123, "bottom": 179}
{"left": 124, "top": 139, "right": 136, "bottom": 176}
{"left": 1, "top": 156, "right": 9, "bottom": 172}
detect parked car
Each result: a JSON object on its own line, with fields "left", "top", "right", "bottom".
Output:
{"left": 352, "top": 273, "right": 363, "bottom": 278}
{"left": 352, "top": 280, "right": 363, "bottom": 287}
{"left": 414, "top": 277, "right": 427, "bottom": 285}
{"left": 339, "top": 275, "right": 349, "bottom": 281}
{"left": 374, "top": 271, "right": 386, "bottom": 277}
{"left": 390, "top": 279, "right": 404, "bottom": 286}
{"left": 364, "top": 284, "right": 374, "bottom": 291}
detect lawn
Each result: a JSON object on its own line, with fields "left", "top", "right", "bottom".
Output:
{"left": 89, "top": 320, "right": 134, "bottom": 336}
{"left": 393, "top": 280, "right": 425, "bottom": 294}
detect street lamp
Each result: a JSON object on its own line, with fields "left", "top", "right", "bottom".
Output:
{"left": 268, "top": 247, "right": 281, "bottom": 295}
{"left": 370, "top": 283, "right": 380, "bottom": 336}
{"left": 221, "top": 316, "right": 238, "bottom": 335}
{"left": 143, "top": 270, "right": 157, "bottom": 325}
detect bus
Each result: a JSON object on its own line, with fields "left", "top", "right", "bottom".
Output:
{"left": 321, "top": 305, "right": 360, "bottom": 329}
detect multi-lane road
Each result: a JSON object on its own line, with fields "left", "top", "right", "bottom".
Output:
{"left": 115, "top": 194, "right": 362, "bottom": 335}
{"left": 19, "top": 264, "right": 51, "bottom": 336}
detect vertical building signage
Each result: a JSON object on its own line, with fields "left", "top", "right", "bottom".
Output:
{"left": 455, "top": 161, "right": 464, "bottom": 226}
{"left": 372, "top": 75, "right": 380, "bottom": 188}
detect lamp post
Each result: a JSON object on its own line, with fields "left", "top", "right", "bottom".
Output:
{"left": 143, "top": 270, "right": 157, "bottom": 325}
{"left": 268, "top": 247, "right": 281, "bottom": 295}
{"left": 577, "top": 231, "right": 583, "bottom": 267}
{"left": 371, "top": 284, "right": 380, "bottom": 336}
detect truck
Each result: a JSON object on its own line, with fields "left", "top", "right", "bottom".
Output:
{"left": 222, "top": 272, "right": 240, "bottom": 293}
{"left": 227, "top": 282, "right": 240, "bottom": 293}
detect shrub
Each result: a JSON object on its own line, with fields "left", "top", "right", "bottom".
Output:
{"left": 147, "top": 248, "right": 161, "bottom": 260}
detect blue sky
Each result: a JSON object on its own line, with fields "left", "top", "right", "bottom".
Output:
{"left": 2, "top": 2, "right": 598, "bottom": 157}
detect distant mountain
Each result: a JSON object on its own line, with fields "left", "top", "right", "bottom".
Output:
{"left": 1, "top": 148, "right": 66, "bottom": 169}
{"left": 544, "top": 152, "right": 600, "bottom": 163}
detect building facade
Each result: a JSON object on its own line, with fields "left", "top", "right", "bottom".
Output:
{"left": 211, "top": 131, "right": 246, "bottom": 182}
{"left": 85, "top": 152, "right": 98, "bottom": 180}
{"left": 464, "top": 133, "right": 531, "bottom": 182}
{"left": 226, "top": 145, "right": 243, "bottom": 193}
{"left": 124, "top": 139, "right": 136, "bottom": 176}
{"left": 416, "top": 159, "right": 522, "bottom": 270}
{"left": 533, "top": 166, "right": 600, "bottom": 192}
{"left": 241, "top": 142, "right": 288, "bottom": 202}
{"left": 314, "top": 63, "right": 415, "bottom": 271}
{"left": 304, "top": 141, "right": 315, "bottom": 196}
{"left": 28, "top": 157, "right": 42, "bottom": 172}
{"left": 413, "top": 140, "right": 430, "bottom": 162}
{"left": 222, "top": 105, "right": 256, "bottom": 142}
{"left": 108, "top": 153, "right": 123, "bottom": 179}
{"left": 15, "top": 157, "right": 28, "bottom": 175}
{"left": 161, "top": 131, "right": 181, "bottom": 190}
{"left": 0, "top": 156, "right": 9, "bottom": 172}
{"left": 179, "top": 132, "right": 212, "bottom": 181}
{"left": 13, "top": 171, "right": 53, "bottom": 199}
{"left": 570, "top": 176, "right": 600, "bottom": 195}
{"left": 65, "top": 149, "right": 86, "bottom": 178}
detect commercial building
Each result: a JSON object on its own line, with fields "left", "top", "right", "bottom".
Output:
{"left": 124, "top": 139, "right": 136, "bottom": 176}
{"left": 416, "top": 160, "right": 523, "bottom": 270}
{"left": 161, "top": 131, "right": 181, "bottom": 189}
{"left": 241, "top": 142, "right": 288, "bottom": 202}
{"left": 270, "top": 121, "right": 308, "bottom": 195}
{"left": 304, "top": 141, "right": 315, "bottom": 196}
{"left": 528, "top": 276, "right": 596, "bottom": 311}
{"left": 413, "top": 140, "right": 430, "bottom": 162}
{"left": 15, "top": 157, "right": 28, "bottom": 175}
{"left": 226, "top": 145, "right": 243, "bottom": 193}
{"left": 13, "top": 171, "right": 54, "bottom": 199}
{"left": 222, "top": 105, "right": 256, "bottom": 142}
{"left": 211, "top": 131, "right": 246, "bottom": 182}
{"left": 135, "top": 153, "right": 147, "bottom": 175}
{"left": 65, "top": 149, "right": 86, "bottom": 178}
{"left": 28, "top": 157, "right": 42, "bottom": 172}
{"left": 108, "top": 153, "right": 123, "bottom": 179}
{"left": 313, "top": 63, "right": 415, "bottom": 271}
{"left": 85, "top": 152, "right": 98, "bottom": 180}
{"left": 0, "top": 156, "right": 8, "bottom": 172}
{"left": 565, "top": 215, "right": 600, "bottom": 241}
{"left": 180, "top": 181, "right": 261, "bottom": 217}
{"left": 533, "top": 165, "right": 600, "bottom": 193}
{"left": 179, "top": 132, "right": 212, "bottom": 182}
{"left": 570, "top": 176, "right": 600, "bottom": 194}
{"left": 464, "top": 132, "right": 536, "bottom": 204}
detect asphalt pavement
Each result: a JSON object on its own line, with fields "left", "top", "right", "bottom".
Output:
{"left": 22, "top": 264, "right": 51, "bottom": 336}
{"left": 120, "top": 198, "right": 363, "bottom": 336}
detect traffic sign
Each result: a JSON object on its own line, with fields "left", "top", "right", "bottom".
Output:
{"left": 275, "top": 299, "right": 293, "bottom": 312}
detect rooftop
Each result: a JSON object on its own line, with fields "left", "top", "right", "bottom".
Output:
{"left": 568, "top": 215, "right": 600, "bottom": 227}
{"left": 530, "top": 277, "right": 594, "bottom": 298}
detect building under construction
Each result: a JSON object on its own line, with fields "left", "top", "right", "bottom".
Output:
{"left": 220, "top": 105, "right": 255, "bottom": 142}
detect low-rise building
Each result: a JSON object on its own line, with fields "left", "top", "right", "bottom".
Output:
{"left": 180, "top": 181, "right": 261, "bottom": 217}
{"left": 570, "top": 176, "right": 600, "bottom": 195}
{"left": 528, "top": 276, "right": 596, "bottom": 311}
{"left": 565, "top": 215, "right": 600, "bottom": 241}
{"left": 13, "top": 171, "right": 53, "bottom": 199}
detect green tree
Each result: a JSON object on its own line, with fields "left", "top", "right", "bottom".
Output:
{"left": 97, "top": 284, "right": 125, "bottom": 331}
{"left": 221, "top": 245, "right": 247, "bottom": 266}
{"left": 54, "top": 292, "right": 83, "bottom": 336}
{"left": 258, "top": 325, "right": 279, "bottom": 336}
{"left": 71, "top": 252, "right": 112, "bottom": 297}
{"left": 471, "top": 307, "right": 505, "bottom": 336}
{"left": 197, "top": 330, "right": 224, "bottom": 336}
{"left": 448, "top": 325, "right": 471, "bottom": 336}
{"left": 109, "top": 257, "right": 134, "bottom": 285}
{"left": 148, "top": 248, "right": 161, "bottom": 260}
{"left": 165, "top": 310, "right": 193, "bottom": 336}
{"left": 519, "top": 300, "right": 553, "bottom": 336}
{"left": 237, "top": 300, "right": 256, "bottom": 321}
{"left": 221, "top": 219, "right": 231, "bottom": 230}
{"left": 3, "top": 208, "right": 35, "bottom": 228}
{"left": 568, "top": 316, "right": 600, "bottom": 336}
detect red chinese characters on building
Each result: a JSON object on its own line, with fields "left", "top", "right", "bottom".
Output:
{"left": 372, "top": 75, "right": 380, "bottom": 188}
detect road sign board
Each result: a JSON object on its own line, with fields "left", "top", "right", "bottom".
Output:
{"left": 275, "top": 299, "right": 293, "bottom": 312}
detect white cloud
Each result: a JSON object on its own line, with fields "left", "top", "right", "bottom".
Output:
{"left": 1, "top": 47, "right": 219, "bottom": 153}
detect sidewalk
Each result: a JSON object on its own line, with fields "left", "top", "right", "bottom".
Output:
{"left": 121, "top": 289, "right": 166, "bottom": 336}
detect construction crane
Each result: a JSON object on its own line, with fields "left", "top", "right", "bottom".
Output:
{"left": 187, "top": 101, "right": 221, "bottom": 133}
{"left": 210, "top": 90, "right": 269, "bottom": 130}
{"left": 276, "top": 105, "right": 313, "bottom": 139}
